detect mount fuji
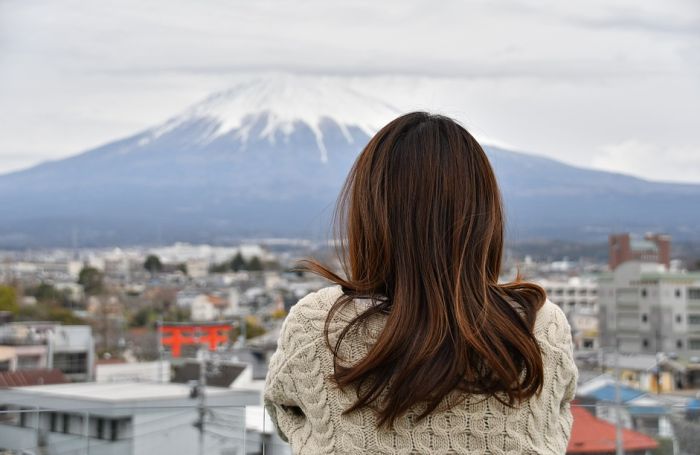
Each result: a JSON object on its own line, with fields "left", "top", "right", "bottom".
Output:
{"left": 1, "top": 75, "right": 699, "bottom": 248}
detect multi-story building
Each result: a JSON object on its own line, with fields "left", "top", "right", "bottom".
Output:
{"left": 609, "top": 233, "right": 671, "bottom": 270}
{"left": 538, "top": 277, "right": 599, "bottom": 350}
{"left": 0, "top": 323, "right": 95, "bottom": 381}
{"left": 0, "top": 382, "right": 264, "bottom": 455}
{"left": 598, "top": 261, "right": 700, "bottom": 358}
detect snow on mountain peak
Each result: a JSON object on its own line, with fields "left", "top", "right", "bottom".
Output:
{"left": 143, "top": 74, "right": 400, "bottom": 161}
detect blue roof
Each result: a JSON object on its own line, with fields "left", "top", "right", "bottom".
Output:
{"left": 687, "top": 399, "right": 700, "bottom": 410}
{"left": 628, "top": 405, "right": 667, "bottom": 416}
{"left": 585, "top": 384, "right": 645, "bottom": 403}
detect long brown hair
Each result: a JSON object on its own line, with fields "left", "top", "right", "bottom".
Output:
{"left": 300, "top": 112, "right": 546, "bottom": 428}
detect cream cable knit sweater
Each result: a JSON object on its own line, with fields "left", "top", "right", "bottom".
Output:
{"left": 264, "top": 285, "right": 578, "bottom": 454}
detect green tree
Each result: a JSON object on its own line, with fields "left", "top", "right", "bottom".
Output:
{"left": 144, "top": 255, "right": 163, "bottom": 275}
{"left": 176, "top": 263, "right": 188, "bottom": 275}
{"left": 247, "top": 256, "right": 263, "bottom": 272}
{"left": 78, "top": 266, "right": 104, "bottom": 295}
{"left": 230, "top": 252, "right": 246, "bottom": 272}
{"left": 209, "top": 262, "right": 228, "bottom": 273}
{"left": 232, "top": 315, "right": 267, "bottom": 340}
{"left": 46, "top": 307, "right": 85, "bottom": 325}
{"left": 0, "top": 285, "right": 19, "bottom": 314}
{"left": 29, "top": 282, "right": 72, "bottom": 305}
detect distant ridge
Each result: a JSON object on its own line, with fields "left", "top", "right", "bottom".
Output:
{"left": 0, "top": 74, "right": 698, "bottom": 248}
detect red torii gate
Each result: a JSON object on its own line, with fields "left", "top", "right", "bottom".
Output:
{"left": 159, "top": 323, "right": 231, "bottom": 358}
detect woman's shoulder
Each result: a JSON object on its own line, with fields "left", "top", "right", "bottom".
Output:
{"left": 533, "top": 298, "right": 573, "bottom": 349}
{"left": 289, "top": 285, "right": 344, "bottom": 320}
{"left": 281, "top": 285, "right": 345, "bottom": 335}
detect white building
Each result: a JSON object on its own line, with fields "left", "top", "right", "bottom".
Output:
{"left": 598, "top": 261, "right": 700, "bottom": 358}
{"left": 0, "top": 382, "right": 263, "bottom": 455}
{"left": 96, "top": 361, "right": 170, "bottom": 383}
{"left": 537, "top": 276, "right": 599, "bottom": 350}
{"left": 191, "top": 294, "right": 220, "bottom": 321}
{"left": 0, "top": 323, "right": 95, "bottom": 381}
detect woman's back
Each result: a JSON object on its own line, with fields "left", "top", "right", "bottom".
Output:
{"left": 264, "top": 112, "right": 578, "bottom": 453}
{"left": 264, "top": 285, "right": 577, "bottom": 455}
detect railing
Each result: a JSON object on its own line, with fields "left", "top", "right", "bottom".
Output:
{"left": 1, "top": 402, "right": 700, "bottom": 454}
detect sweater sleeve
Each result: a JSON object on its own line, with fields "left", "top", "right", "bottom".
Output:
{"left": 555, "top": 307, "right": 578, "bottom": 443}
{"left": 263, "top": 294, "right": 317, "bottom": 443}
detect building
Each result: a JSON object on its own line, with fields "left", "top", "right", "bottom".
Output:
{"left": 0, "top": 323, "right": 95, "bottom": 381}
{"left": 609, "top": 233, "right": 671, "bottom": 270}
{"left": 0, "top": 381, "right": 261, "bottom": 455}
{"left": 567, "top": 404, "right": 658, "bottom": 454}
{"left": 598, "top": 261, "right": 700, "bottom": 358}
{"left": 95, "top": 360, "right": 170, "bottom": 383}
{"left": 538, "top": 277, "right": 599, "bottom": 350}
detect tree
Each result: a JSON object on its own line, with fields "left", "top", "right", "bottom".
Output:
{"left": 46, "top": 307, "right": 85, "bottom": 325}
{"left": 230, "top": 252, "right": 246, "bottom": 272}
{"left": 247, "top": 256, "right": 263, "bottom": 272}
{"left": 78, "top": 266, "right": 104, "bottom": 295}
{"left": 232, "top": 315, "right": 267, "bottom": 340}
{"left": 176, "top": 263, "right": 187, "bottom": 275}
{"left": 144, "top": 254, "right": 163, "bottom": 275}
{"left": 0, "top": 285, "right": 19, "bottom": 314}
{"left": 29, "top": 282, "right": 71, "bottom": 305}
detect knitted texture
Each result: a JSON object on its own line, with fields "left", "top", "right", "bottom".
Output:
{"left": 264, "top": 285, "right": 578, "bottom": 454}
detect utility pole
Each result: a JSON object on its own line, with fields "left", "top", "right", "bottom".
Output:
{"left": 197, "top": 344, "right": 207, "bottom": 455}
{"left": 614, "top": 343, "right": 624, "bottom": 455}
{"left": 157, "top": 318, "right": 164, "bottom": 383}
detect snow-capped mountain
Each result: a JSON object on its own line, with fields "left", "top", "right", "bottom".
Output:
{"left": 140, "top": 76, "right": 398, "bottom": 162}
{"left": 0, "top": 75, "right": 699, "bottom": 248}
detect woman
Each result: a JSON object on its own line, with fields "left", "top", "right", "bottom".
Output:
{"left": 264, "top": 112, "right": 577, "bottom": 454}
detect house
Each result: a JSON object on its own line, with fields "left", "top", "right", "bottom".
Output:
{"left": 568, "top": 404, "right": 658, "bottom": 454}
{"left": 0, "top": 381, "right": 261, "bottom": 455}
{"left": 0, "top": 323, "right": 95, "bottom": 381}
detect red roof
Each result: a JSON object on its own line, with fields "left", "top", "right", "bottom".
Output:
{"left": 0, "top": 369, "right": 69, "bottom": 387}
{"left": 567, "top": 404, "right": 658, "bottom": 454}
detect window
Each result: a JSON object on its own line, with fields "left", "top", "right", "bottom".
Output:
{"left": 689, "top": 288, "right": 700, "bottom": 300}
{"left": 689, "top": 315, "right": 700, "bottom": 325}
{"left": 677, "top": 340, "right": 683, "bottom": 349}
{"left": 62, "top": 413, "right": 69, "bottom": 434}
{"left": 641, "top": 314, "right": 648, "bottom": 323}
{"left": 641, "top": 288, "right": 648, "bottom": 297}
{"left": 676, "top": 289, "right": 682, "bottom": 298}
{"left": 642, "top": 339, "right": 649, "bottom": 348}
{"left": 690, "top": 339, "right": 700, "bottom": 350}
{"left": 677, "top": 315, "right": 683, "bottom": 323}
{"left": 53, "top": 353, "right": 87, "bottom": 374}
{"left": 0, "top": 406, "right": 20, "bottom": 426}
{"left": 16, "top": 355, "right": 41, "bottom": 370}
{"left": 567, "top": 289, "right": 575, "bottom": 296}
{"left": 111, "top": 419, "right": 119, "bottom": 441}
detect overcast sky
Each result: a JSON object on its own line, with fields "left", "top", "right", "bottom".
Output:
{"left": 1, "top": 0, "right": 699, "bottom": 182}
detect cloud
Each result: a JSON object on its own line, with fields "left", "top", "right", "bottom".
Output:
{"left": 592, "top": 140, "right": 700, "bottom": 184}
{"left": 0, "top": 0, "right": 698, "bottom": 183}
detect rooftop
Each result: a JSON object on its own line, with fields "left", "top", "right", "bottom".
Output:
{"left": 0, "top": 381, "right": 260, "bottom": 416}
{"left": 567, "top": 405, "right": 659, "bottom": 453}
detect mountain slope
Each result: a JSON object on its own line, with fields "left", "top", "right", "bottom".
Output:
{"left": 0, "top": 76, "right": 698, "bottom": 248}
